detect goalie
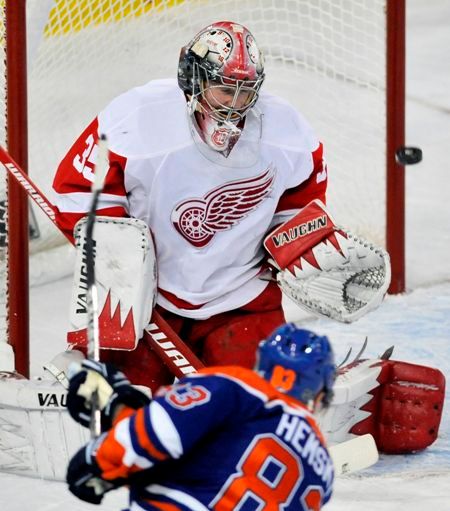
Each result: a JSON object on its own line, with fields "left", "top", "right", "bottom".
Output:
{"left": 52, "top": 20, "right": 390, "bottom": 393}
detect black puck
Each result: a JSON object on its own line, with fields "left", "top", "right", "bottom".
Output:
{"left": 395, "top": 146, "right": 423, "bottom": 165}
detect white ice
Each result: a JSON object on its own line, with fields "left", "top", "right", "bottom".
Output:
{"left": 1, "top": 0, "right": 450, "bottom": 509}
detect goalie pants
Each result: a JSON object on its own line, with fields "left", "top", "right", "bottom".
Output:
{"left": 99, "top": 282, "right": 285, "bottom": 392}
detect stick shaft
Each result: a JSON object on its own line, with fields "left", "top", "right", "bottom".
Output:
{"left": 85, "top": 136, "right": 110, "bottom": 437}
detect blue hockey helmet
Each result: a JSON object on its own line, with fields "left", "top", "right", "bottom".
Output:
{"left": 257, "top": 323, "right": 336, "bottom": 405}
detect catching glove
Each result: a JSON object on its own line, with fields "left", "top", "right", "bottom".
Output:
{"left": 264, "top": 200, "right": 391, "bottom": 323}
{"left": 67, "top": 359, "right": 150, "bottom": 430}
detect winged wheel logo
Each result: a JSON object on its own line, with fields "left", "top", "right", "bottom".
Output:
{"left": 172, "top": 168, "right": 275, "bottom": 247}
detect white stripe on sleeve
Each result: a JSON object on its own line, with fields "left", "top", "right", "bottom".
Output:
{"left": 114, "top": 418, "right": 154, "bottom": 470}
{"left": 149, "top": 401, "right": 183, "bottom": 459}
{"left": 53, "top": 191, "right": 129, "bottom": 213}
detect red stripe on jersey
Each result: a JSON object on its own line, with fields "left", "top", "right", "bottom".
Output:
{"left": 104, "top": 152, "right": 129, "bottom": 197}
{"left": 158, "top": 287, "right": 206, "bottom": 310}
{"left": 53, "top": 118, "right": 99, "bottom": 194}
{"left": 52, "top": 116, "right": 129, "bottom": 239}
{"left": 275, "top": 142, "right": 327, "bottom": 213}
{"left": 134, "top": 408, "right": 169, "bottom": 461}
{"left": 159, "top": 280, "right": 281, "bottom": 313}
{"left": 53, "top": 118, "right": 127, "bottom": 195}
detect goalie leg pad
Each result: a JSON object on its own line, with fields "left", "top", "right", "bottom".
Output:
{"left": 0, "top": 373, "right": 89, "bottom": 481}
{"left": 317, "top": 358, "right": 445, "bottom": 454}
{"left": 351, "top": 360, "right": 446, "bottom": 453}
{"left": 68, "top": 216, "right": 157, "bottom": 350}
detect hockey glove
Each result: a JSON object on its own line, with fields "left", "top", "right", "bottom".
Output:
{"left": 66, "top": 436, "right": 123, "bottom": 504}
{"left": 264, "top": 200, "right": 391, "bottom": 323}
{"left": 67, "top": 359, "right": 150, "bottom": 430}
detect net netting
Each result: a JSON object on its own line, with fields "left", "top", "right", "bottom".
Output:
{"left": 1, "top": 0, "right": 387, "bottom": 351}
{"left": 28, "top": 0, "right": 386, "bottom": 256}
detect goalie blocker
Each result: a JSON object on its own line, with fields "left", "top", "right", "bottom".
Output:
{"left": 68, "top": 216, "right": 157, "bottom": 351}
{"left": 264, "top": 200, "right": 391, "bottom": 323}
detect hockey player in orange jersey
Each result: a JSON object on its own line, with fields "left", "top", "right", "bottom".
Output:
{"left": 66, "top": 323, "right": 337, "bottom": 509}
{"left": 52, "top": 21, "right": 389, "bottom": 392}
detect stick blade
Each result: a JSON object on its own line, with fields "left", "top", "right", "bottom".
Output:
{"left": 329, "top": 434, "right": 379, "bottom": 476}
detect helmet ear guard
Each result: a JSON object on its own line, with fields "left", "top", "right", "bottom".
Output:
{"left": 177, "top": 46, "right": 200, "bottom": 96}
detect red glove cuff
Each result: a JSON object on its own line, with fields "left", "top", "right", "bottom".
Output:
{"left": 264, "top": 200, "right": 336, "bottom": 270}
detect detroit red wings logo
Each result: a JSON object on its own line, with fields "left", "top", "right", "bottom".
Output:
{"left": 172, "top": 168, "right": 275, "bottom": 247}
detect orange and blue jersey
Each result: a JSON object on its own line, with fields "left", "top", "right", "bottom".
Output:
{"left": 95, "top": 366, "right": 334, "bottom": 510}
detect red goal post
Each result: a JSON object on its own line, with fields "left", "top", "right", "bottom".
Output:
{"left": 386, "top": 0, "right": 406, "bottom": 295}
{"left": 0, "top": 0, "right": 406, "bottom": 376}
{"left": 2, "top": 0, "right": 29, "bottom": 376}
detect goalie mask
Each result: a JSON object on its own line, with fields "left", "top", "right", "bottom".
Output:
{"left": 178, "top": 21, "right": 265, "bottom": 159}
{"left": 256, "top": 323, "right": 336, "bottom": 409}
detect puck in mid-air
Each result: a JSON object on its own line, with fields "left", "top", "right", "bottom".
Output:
{"left": 395, "top": 146, "right": 423, "bottom": 165}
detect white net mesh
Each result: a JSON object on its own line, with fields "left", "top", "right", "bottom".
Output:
{"left": 30, "top": 0, "right": 387, "bottom": 259}
{"left": 27, "top": 0, "right": 387, "bottom": 259}
{"left": 1, "top": 0, "right": 388, "bottom": 344}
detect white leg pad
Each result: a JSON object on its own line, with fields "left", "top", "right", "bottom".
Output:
{"left": 0, "top": 374, "right": 88, "bottom": 481}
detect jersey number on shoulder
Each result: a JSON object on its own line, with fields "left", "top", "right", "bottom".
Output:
{"left": 211, "top": 434, "right": 323, "bottom": 511}
{"left": 165, "top": 383, "right": 211, "bottom": 410}
{"left": 73, "top": 133, "right": 98, "bottom": 183}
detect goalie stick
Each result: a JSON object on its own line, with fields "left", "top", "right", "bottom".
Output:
{"left": 0, "top": 145, "right": 380, "bottom": 481}
{"left": 0, "top": 147, "right": 391, "bottom": 482}
{"left": 0, "top": 144, "right": 204, "bottom": 378}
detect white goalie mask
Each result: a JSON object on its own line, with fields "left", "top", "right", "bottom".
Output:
{"left": 178, "top": 21, "right": 265, "bottom": 160}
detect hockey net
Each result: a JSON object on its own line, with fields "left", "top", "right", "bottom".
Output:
{"left": 0, "top": 0, "right": 404, "bottom": 373}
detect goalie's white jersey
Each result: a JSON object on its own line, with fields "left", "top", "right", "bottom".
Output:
{"left": 53, "top": 79, "right": 327, "bottom": 319}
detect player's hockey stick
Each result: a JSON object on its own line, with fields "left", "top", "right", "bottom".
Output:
{"left": 84, "top": 134, "right": 109, "bottom": 437}
{"left": 0, "top": 144, "right": 204, "bottom": 378}
{"left": 329, "top": 433, "right": 379, "bottom": 475}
